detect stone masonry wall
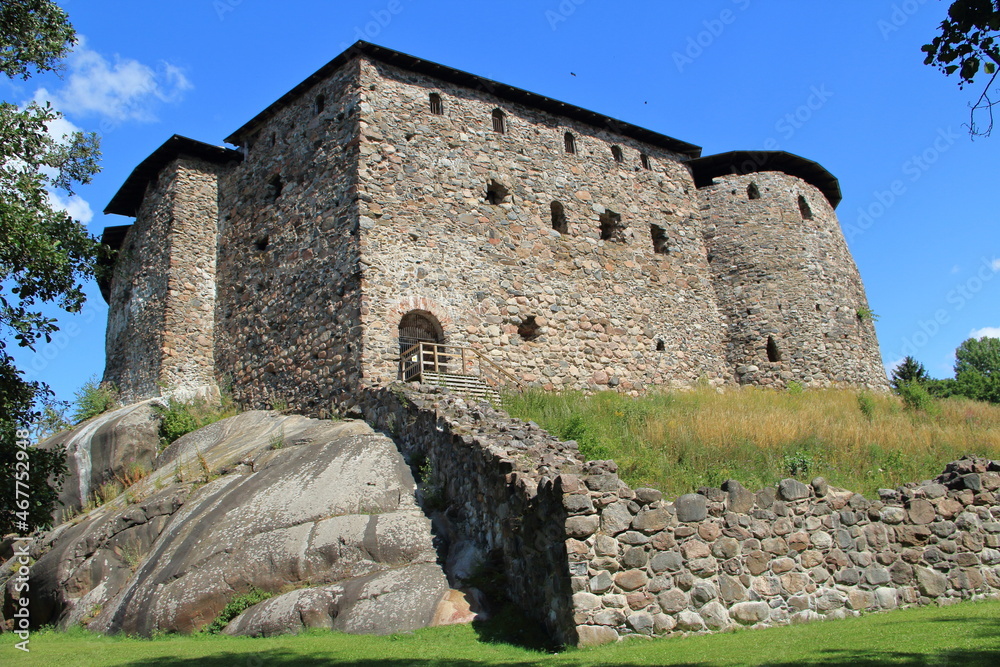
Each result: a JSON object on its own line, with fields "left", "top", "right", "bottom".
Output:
{"left": 562, "top": 455, "right": 1000, "bottom": 645}
{"left": 103, "top": 169, "right": 173, "bottom": 402}
{"left": 104, "top": 157, "right": 225, "bottom": 403}
{"left": 701, "top": 172, "right": 888, "bottom": 390}
{"left": 215, "top": 59, "right": 364, "bottom": 415}
{"left": 160, "top": 159, "right": 226, "bottom": 400}
{"left": 360, "top": 384, "right": 1000, "bottom": 647}
{"left": 358, "top": 385, "right": 582, "bottom": 644}
{"left": 356, "top": 58, "right": 730, "bottom": 393}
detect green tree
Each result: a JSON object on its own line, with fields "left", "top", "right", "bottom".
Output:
{"left": 923, "top": 0, "right": 1000, "bottom": 136}
{"left": 1, "top": 0, "right": 103, "bottom": 534}
{"left": 890, "top": 355, "right": 931, "bottom": 391}
{"left": 952, "top": 336, "right": 1000, "bottom": 403}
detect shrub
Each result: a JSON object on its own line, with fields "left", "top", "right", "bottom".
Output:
{"left": 857, "top": 392, "right": 876, "bottom": 421}
{"left": 856, "top": 307, "right": 879, "bottom": 322}
{"left": 154, "top": 396, "right": 238, "bottom": 449}
{"left": 203, "top": 587, "right": 272, "bottom": 634}
{"left": 898, "top": 380, "right": 939, "bottom": 415}
{"left": 71, "top": 378, "right": 119, "bottom": 423}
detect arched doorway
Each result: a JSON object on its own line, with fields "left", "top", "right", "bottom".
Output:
{"left": 398, "top": 310, "right": 445, "bottom": 380}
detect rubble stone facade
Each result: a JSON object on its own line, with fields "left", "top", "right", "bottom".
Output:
{"left": 102, "top": 42, "right": 887, "bottom": 408}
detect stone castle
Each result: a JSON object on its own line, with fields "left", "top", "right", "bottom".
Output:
{"left": 100, "top": 41, "right": 888, "bottom": 410}
{"left": 22, "top": 44, "right": 997, "bottom": 648}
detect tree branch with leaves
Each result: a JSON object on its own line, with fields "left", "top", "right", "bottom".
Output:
{"left": 1, "top": 0, "right": 104, "bottom": 534}
{"left": 923, "top": 0, "right": 1000, "bottom": 137}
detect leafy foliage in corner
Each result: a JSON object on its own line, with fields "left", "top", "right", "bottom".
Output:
{"left": 71, "top": 377, "right": 119, "bottom": 423}
{"left": 855, "top": 306, "right": 879, "bottom": 322}
{"left": 0, "top": 419, "right": 66, "bottom": 534}
{"left": 0, "top": 0, "right": 101, "bottom": 535}
{"left": 927, "top": 337, "right": 1000, "bottom": 404}
{"left": 923, "top": 0, "right": 1000, "bottom": 136}
{"left": 203, "top": 587, "right": 272, "bottom": 634}
{"left": 952, "top": 336, "right": 1000, "bottom": 403}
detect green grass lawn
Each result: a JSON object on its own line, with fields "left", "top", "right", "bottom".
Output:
{"left": 3, "top": 599, "right": 999, "bottom": 666}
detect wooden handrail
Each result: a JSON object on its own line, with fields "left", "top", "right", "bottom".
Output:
{"left": 397, "top": 341, "right": 523, "bottom": 390}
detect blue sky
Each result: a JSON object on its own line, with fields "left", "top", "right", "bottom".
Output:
{"left": 5, "top": 0, "right": 999, "bottom": 404}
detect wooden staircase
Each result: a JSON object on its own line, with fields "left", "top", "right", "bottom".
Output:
{"left": 421, "top": 371, "right": 501, "bottom": 403}
{"left": 399, "top": 342, "right": 521, "bottom": 405}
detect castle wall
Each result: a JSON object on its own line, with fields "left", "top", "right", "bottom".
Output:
{"left": 103, "top": 158, "right": 223, "bottom": 402}
{"left": 215, "top": 60, "right": 363, "bottom": 415}
{"left": 161, "top": 160, "right": 224, "bottom": 400}
{"left": 364, "top": 385, "right": 1000, "bottom": 647}
{"left": 701, "top": 172, "right": 888, "bottom": 389}
{"left": 353, "top": 58, "right": 729, "bottom": 393}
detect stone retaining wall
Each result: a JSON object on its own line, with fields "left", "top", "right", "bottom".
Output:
{"left": 358, "top": 384, "right": 1000, "bottom": 646}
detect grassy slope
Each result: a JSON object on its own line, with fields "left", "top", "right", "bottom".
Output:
{"left": 2, "top": 599, "right": 998, "bottom": 666}
{"left": 503, "top": 387, "right": 1000, "bottom": 498}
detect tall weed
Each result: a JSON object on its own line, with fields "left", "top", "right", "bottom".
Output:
{"left": 504, "top": 387, "right": 1000, "bottom": 498}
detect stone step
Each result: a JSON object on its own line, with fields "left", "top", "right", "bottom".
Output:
{"left": 422, "top": 372, "right": 500, "bottom": 403}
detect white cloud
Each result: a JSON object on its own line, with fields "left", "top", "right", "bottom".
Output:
{"left": 969, "top": 326, "right": 1000, "bottom": 339}
{"left": 14, "top": 92, "right": 93, "bottom": 223}
{"left": 48, "top": 190, "right": 93, "bottom": 224}
{"left": 951, "top": 264, "right": 961, "bottom": 274}
{"left": 992, "top": 258, "right": 1000, "bottom": 272}
{"left": 41, "top": 37, "right": 192, "bottom": 123}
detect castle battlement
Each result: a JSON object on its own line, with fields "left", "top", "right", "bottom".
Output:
{"left": 101, "top": 41, "right": 887, "bottom": 411}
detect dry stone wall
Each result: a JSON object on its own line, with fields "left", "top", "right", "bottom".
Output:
{"left": 361, "top": 384, "right": 1000, "bottom": 647}
{"left": 359, "top": 384, "right": 583, "bottom": 645}
{"left": 562, "top": 455, "right": 1000, "bottom": 645}
{"left": 215, "top": 60, "right": 364, "bottom": 415}
{"left": 355, "top": 58, "right": 730, "bottom": 393}
{"left": 701, "top": 172, "right": 887, "bottom": 389}
{"left": 103, "top": 157, "right": 224, "bottom": 403}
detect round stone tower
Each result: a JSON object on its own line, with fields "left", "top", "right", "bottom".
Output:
{"left": 692, "top": 152, "right": 888, "bottom": 389}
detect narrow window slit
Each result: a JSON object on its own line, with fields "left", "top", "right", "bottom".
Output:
{"left": 267, "top": 175, "right": 283, "bottom": 201}
{"left": 748, "top": 182, "right": 760, "bottom": 200}
{"left": 650, "top": 224, "right": 669, "bottom": 254}
{"left": 798, "top": 195, "right": 813, "bottom": 220}
{"left": 611, "top": 145, "right": 624, "bottom": 163}
{"left": 492, "top": 109, "right": 506, "bottom": 133}
{"left": 518, "top": 316, "right": 540, "bottom": 341}
{"left": 564, "top": 132, "right": 576, "bottom": 154}
{"left": 766, "top": 336, "right": 782, "bottom": 363}
{"left": 599, "top": 209, "right": 624, "bottom": 242}
{"left": 429, "top": 93, "right": 443, "bottom": 115}
{"left": 640, "top": 153, "right": 651, "bottom": 170}
{"left": 551, "top": 201, "right": 568, "bottom": 234}
{"left": 485, "top": 180, "right": 509, "bottom": 205}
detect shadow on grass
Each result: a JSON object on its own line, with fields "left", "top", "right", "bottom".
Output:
{"left": 116, "top": 647, "right": 1000, "bottom": 667}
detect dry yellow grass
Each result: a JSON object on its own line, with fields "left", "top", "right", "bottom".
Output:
{"left": 504, "top": 387, "right": 1000, "bottom": 498}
